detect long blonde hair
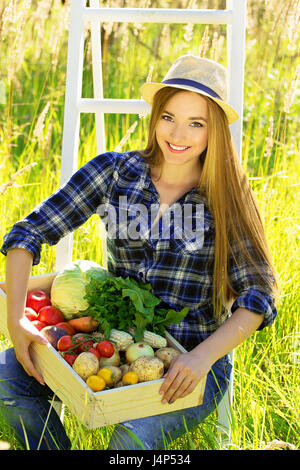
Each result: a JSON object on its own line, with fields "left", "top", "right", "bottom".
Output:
{"left": 139, "top": 87, "right": 279, "bottom": 319}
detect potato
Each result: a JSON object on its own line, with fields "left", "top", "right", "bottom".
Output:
{"left": 72, "top": 352, "right": 99, "bottom": 381}
{"left": 155, "top": 347, "right": 180, "bottom": 369}
{"left": 129, "top": 356, "right": 164, "bottom": 382}
{"left": 99, "top": 348, "right": 120, "bottom": 367}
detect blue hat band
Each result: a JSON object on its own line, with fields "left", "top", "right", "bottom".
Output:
{"left": 162, "top": 78, "right": 222, "bottom": 101}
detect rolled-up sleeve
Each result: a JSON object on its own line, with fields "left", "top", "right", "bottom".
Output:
{"left": 1, "top": 152, "right": 116, "bottom": 265}
{"left": 230, "top": 288, "right": 277, "bottom": 330}
{"left": 228, "top": 240, "right": 278, "bottom": 330}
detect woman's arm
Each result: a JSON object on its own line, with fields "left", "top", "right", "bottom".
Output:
{"left": 159, "top": 307, "right": 264, "bottom": 404}
{"left": 6, "top": 248, "right": 48, "bottom": 385}
{"left": 0, "top": 153, "right": 116, "bottom": 266}
{"left": 6, "top": 248, "right": 33, "bottom": 324}
{"left": 194, "top": 306, "right": 264, "bottom": 364}
{"left": 1, "top": 154, "right": 119, "bottom": 383}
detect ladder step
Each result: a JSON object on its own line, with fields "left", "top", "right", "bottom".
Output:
{"left": 83, "top": 8, "right": 232, "bottom": 25}
{"left": 78, "top": 98, "right": 151, "bottom": 115}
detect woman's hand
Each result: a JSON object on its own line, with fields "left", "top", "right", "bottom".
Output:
{"left": 159, "top": 351, "right": 212, "bottom": 404}
{"left": 5, "top": 249, "right": 48, "bottom": 385}
{"left": 8, "top": 316, "right": 48, "bottom": 385}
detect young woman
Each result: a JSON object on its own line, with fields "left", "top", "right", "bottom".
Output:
{"left": 0, "top": 55, "right": 279, "bottom": 450}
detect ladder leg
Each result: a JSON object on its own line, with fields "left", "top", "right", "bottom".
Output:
{"left": 90, "top": 0, "right": 108, "bottom": 270}
{"left": 90, "top": 0, "right": 106, "bottom": 156}
{"left": 55, "top": 0, "right": 86, "bottom": 271}
{"left": 217, "top": 349, "right": 234, "bottom": 447}
{"left": 226, "top": 0, "right": 247, "bottom": 159}
{"left": 217, "top": 390, "right": 232, "bottom": 444}
{"left": 52, "top": 400, "right": 65, "bottom": 423}
{"left": 49, "top": 396, "right": 65, "bottom": 424}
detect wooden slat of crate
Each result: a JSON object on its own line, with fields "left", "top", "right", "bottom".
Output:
{"left": 0, "top": 275, "right": 95, "bottom": 426}
{"left": 90, "top": 374, "right": 206, "bottom": 429}
{"left": 0, "top": 273, "right": 206, "bottom": 429}
{"left": 89, "top": 330, "right": 206, "bottom": 428}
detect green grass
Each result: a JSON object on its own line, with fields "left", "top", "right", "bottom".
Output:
{"left": 0, "top": 0, "right": 299, "bottom": 450}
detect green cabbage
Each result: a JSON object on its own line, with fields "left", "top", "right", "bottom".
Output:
{"left": 50, "top": 259, "right": 111, "bottom": 320}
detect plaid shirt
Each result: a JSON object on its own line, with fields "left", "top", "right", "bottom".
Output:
{"left": 1, "top": 151, "right": 277, "bottom": 351}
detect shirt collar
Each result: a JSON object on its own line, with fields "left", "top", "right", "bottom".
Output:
{"left": 129, "top": 152, "right": 151, "bottom": 190}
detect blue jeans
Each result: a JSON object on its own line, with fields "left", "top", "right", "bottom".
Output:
{"left": 0, "top": 347, "right": 232, "bottom": 450}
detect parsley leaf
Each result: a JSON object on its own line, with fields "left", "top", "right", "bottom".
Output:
{"left": 83, "top": 275, "right": 189, "bottom": 340}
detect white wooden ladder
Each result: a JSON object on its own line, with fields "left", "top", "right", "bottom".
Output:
{"left": 55, "top": 0, "right": 247, "bottom": 447}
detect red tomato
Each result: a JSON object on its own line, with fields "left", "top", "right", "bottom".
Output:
{"left": 57, "top": 335, "right": 74, "bottom": 352}
{"left": 38, "top": 305, "right": 65, "bottom": 325}
{"left": 26, "top": 290, "right": 51, "bottom": 313}
{"left": 55, "top": 322, "right": 76, "bottom": 336}
{"left": 31, "top": 320, "right": 47, "bottom": 331}
{"left": 73, "top": 335, "right": 94, "bottom": 353}
{"left": 96, "top": 340, "right": 114, "bottom": 358}
{"left": 60, "top": 352, "right": 78, "bottom": 366}
{"left": 87, "top": 347, "right": 101, "bottom": 360}
{"left": 24, "top": 307, "right": 38, "bottom": 322}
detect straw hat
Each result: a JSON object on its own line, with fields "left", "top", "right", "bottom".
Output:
{"left": 141, "top": 54, "right": 239, "bottom": 124}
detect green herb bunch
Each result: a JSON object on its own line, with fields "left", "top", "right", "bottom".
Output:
{"left": 83, "top": 276, "right": 189, "bottom": 341}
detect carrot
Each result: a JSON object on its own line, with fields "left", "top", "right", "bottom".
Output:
{"left": 68, "top": 316, "right": 99, "bottom": 333}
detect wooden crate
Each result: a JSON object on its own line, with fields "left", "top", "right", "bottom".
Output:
{"left": 0, "top": 273, "right": 206, "bottom": 429}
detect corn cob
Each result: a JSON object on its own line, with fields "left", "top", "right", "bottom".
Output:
{"left": 128, "top": 327, "right": 167, "bottom": 349}
{"left": 109, "top": 329, "right": 134, "bottom": 351}
{"left": 143, "top": 330, "right": 167, "bottom": 348}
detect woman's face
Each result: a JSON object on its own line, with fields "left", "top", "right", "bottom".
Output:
{"left": 155, "top": 90, "right": 208, "bottom": 171}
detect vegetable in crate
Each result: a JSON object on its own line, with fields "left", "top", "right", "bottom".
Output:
{"left": 72, "top": 352, "right": 99, "bottom": 381}
{"left": 96, "top": 340, "right": 115, "bottom": 358}
{"left": 50, "top": 259, "right": 111, "bottom": 320}
{"left": 40, "top": 325, "right": 68, "bottom": 349}
{"left": 68, "top": 316, "right": 99, "bottom": 333}
{"left": 98, "top": 366, "right": 122, "bottom": 386}
{"left": 84, "top": 276, "right": 189, "bottom": 341}
{"left": 129, "top": 356, "right": 164, "bottom": 382}
{"left": 99, "top": 349, "right": 120, "bottom": 367}
{"left": 38, "top": 305, "right": 65, "bottom": 325}
{"left": 109, "top": 329, "right": 134, "bottom": 351}
{"left": 26, "top": 290, "right": 51, "bottom": 313}
{"left": 127, "top": 327, "right": 167, "bottom": 348}
{"left": 155, "top": 347, "right": 180, "bottom": 369}
{"left": 125, "top": 342, "right": 154, "bottom": 364}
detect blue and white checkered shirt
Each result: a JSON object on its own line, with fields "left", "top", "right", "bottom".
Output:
{"left": 1, "top": 151, "right": 277, "bottom": 350}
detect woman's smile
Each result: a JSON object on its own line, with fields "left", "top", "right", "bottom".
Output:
{"left": 166, "top": 142, "right": 191, "bottom": 153}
